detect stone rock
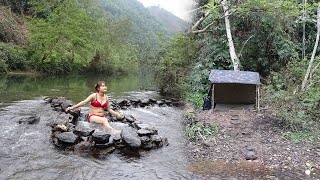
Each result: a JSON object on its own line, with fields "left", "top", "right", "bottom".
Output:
{"left": 54, "top": 113, "right": 73, "bottom": 125}
{"left": 150, "top": 135, "right": 162, "bottom": 142}
{"left": 133, "top": 123, "right": 158, "bottom": 134}
{"left": 140, "top": 99, "right": 149, "bottom": 107}
{"left": 137, "top": 129, "right": 153, "bottom": 136}
{"left": 60, "top": 101, "right": 72, "bottom": 112}
{"left": 56, "top": 132, "right": 79, "bottom": 145}
{"left": 92, "top": 129, "right": 111, "bottom": 144}
{"left": 164, "top": 99, "right": 172, "bottom": 105}
{"left": 149, "top": 99, "right": 157, "bottom": 104}
{"left": 121, "top": 127, "right": 141, "bottom": 149}
{"left": 130, "top": 99, "right": 141, "bottom": 107}
{"left": 125, "top": 115, "right": 136, "bottom": 123}
{"left": 74, "top": 141, "right": 93, "bottom": 152}
{"left": 139, "top": 136, "right": 151, "bottom": 144}
{"left": 52, "top": 124, "right": 68, "bottom": 132}
{"left": 95, "top": 146, "right": 116, "bottom": 155}
{"left": 245, "top": 147, "right": 257, "bottom": 160}
{"left": 142, "top": 142, "right": 156, "bottom": 150}
{"left": 157, "top": 100, "right": 165, "bottom": 106}
{"left": 18, "top": 115, "right": 40, "bottom": 124}
{"left": 95, "top": 140, "right": 114, "bottom": 149}
{"left": 74, "top": 121, "right": 95, "bottom": 137}
{"left": 118, "top": 99, "right": 129, "bottom": 107}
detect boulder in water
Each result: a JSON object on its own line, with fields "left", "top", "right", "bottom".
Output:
{"left": 74, "top": 121, "right": 95, "bottom": 137}
{"left": 18, "top": 115, "right": 40, "bottom": 124}
{"left": 121, "top": 127, "right": 141, "bottom": 149}
{"left": 56, "top": 132, "right": 79, "bottom": 145}
{"left": 92, "top": 129, "right": 111, "bottom": 144}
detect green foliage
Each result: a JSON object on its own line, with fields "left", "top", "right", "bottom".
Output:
{"left": 283, "top": 131, "right": 319, "bottom": 143}
{"left": 0, "top": 42, "right": 27, "bottom": 72}
{"left": 154, "top": 34, "right": 197, "bottom": 97}
{"left": 263, "top": 56, "right": 320, "bottom": 141}
{"left": 183, "top": 112, "right": 218, "bottom": 141}
{"left": 28, "top": 0, "right": 100, "bottom": 74}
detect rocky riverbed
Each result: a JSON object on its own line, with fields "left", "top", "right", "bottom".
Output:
{"left": 186, "top": 107, "right": 320, "bottom": 179}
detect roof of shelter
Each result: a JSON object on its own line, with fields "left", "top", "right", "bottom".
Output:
{"left": 208, "top": 69, "right": 261, "bottom": 85}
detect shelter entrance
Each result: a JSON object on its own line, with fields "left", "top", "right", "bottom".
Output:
{"left": 208, "top": 69, "right": 260, "bottom": 111}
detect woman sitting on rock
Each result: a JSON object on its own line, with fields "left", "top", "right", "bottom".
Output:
{"left": 66, "top": 81, "right": 123, "bottom": 131}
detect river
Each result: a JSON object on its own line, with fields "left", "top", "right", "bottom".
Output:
{"left": 0, "top": 73, "right": 197, "bottom": 179}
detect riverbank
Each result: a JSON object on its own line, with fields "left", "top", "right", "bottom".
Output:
{"left": 185, "top": 106, "right": 320, "bottom": 179}
{"left": 3, "top": 71, "right": 43, "bottom": 77}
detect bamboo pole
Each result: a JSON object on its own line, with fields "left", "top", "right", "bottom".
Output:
{"left": 211, "top": 84, "right": 215, "bottom": 112}
{"left": 256, "top": 85, "right": 260, "bottom": 112}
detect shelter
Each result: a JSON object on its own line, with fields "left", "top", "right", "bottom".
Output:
{"left": 208, "top": 69, "right": 261, "bottom": 110}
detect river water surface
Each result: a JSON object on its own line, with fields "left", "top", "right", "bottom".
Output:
{"left": 0, "top": 74, "right": 195, "bottom": 179}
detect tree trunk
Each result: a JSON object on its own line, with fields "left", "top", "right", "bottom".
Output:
{"left": 221, "top": 0, "right": 240, "bottom": 71}
{"left": 302, "top": 0, "right": 307, "bottom": 60}
{"left": 301, "top": 4, "right": 320, "bottom": 91}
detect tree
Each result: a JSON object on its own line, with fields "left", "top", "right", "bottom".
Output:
{"left": 301, "top": 3, "right": 320, "bottom": 91}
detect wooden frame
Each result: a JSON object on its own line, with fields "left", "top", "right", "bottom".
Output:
{"left": 256, "top": 85, "right": 260, "bottom": 111}
{"left": 211, "top": 84, "right": 215, "bottom": 111}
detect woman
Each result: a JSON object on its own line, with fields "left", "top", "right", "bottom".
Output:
{"left": 66, "top": 81, "right": 123, "bottom": 131}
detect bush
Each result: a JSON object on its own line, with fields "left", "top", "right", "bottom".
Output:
{"left": 0, "top": 42, "right": 27, "bottom": 72}
{"left": 263, "top": 58, "right": 320, "bottom": 139}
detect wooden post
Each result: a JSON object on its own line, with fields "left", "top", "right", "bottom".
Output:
{"left": 256, "top": 85, "right": 260, "bottom": 111}
{"left": 211, "top": 84, "right": 215, "bottom": 111}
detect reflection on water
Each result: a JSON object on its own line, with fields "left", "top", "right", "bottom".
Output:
{"left": 0, "top": 72, "right": 156, "bottom": 103}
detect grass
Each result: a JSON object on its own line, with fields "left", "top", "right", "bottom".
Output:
{"left": 183, "top": 112, "right": 219, "bottom": 141}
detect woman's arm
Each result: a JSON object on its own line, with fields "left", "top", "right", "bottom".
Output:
{"left": 106, "top": 97, "right": 123, "bottom": 119}
{"left": 66, "top": 94, "right": 94, "bottom": 112}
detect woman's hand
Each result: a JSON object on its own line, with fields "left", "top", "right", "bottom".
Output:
{"left": 116, "top": 113, "right": 125, "bottom": 120}
{"left": 65, "top": 106, "right": 73, "bottom": 112}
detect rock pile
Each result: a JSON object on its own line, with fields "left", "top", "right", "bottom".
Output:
{"left": 45, "top": 97, "right": 169, "bottom": 154}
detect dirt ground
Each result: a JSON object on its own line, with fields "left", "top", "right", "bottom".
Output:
{"left": 186, "top": 107, "right": 320, "bottom": 179}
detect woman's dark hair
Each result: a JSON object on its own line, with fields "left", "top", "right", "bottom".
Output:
{"left": 95, "top": 81, "right": 106, "bottom": 92}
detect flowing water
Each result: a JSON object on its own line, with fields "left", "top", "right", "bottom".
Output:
{"left": 0, "top": 73, "right": 195, "bottom": 179}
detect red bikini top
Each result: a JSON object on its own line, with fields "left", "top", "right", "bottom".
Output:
{"left": 91, "top": 93, "right": 108, "bottom": 108}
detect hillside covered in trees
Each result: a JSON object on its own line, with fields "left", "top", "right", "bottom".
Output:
{"left": 0, "top": 0, "right": 186, "bottom": 74}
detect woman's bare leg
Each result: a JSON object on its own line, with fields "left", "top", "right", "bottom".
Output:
{"left": 89, "top": 116, "right": 112, "bottom": 128}
{"left": 89, "top": 116, "right": 120, "bottom": 133}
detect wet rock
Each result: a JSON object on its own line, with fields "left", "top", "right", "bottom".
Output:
{"left": 118, "top": 99, "right": 129, "bottom": 107}
{"left": 56, "top": 132, "right": 79, "bottom": 145}
{"left": 157, "top": 100, "right": 165, "bottom": 106}
{"left": 60, "top": 101, "right": 72, "bottom": 112}
{"left": 149, "top": 99, "right": 157, "bottom": 104}
{"left": 95, "top": 140, "right": 114, "bottom": 149}
{"left": 125, "top": 115, "right": 136, "bottom": 123}
{"left": 130, "top": 99, "right": 141, "bottom": 107}
{"left": 121, "top": 127, "right": 141, "bottom": 149}
{"left": 139, "top": 136, "right": 151, "bottom": 144}
{"left": 18, "top": 115, "right": 40, "bottom": 124}
{"left": 92, "top": 129, "right": 111, "bottom": 144}
{"left": 52, "top": 124, "right": 68, "bottom": 132}
{"left": 133, "top": 123, "right": 158, "bottom": 134}
{"left": 74, "top": 141, "right": 93, "bottom": 152}
{"left": 54, "top": 113, "right": 73, "bottom": 125}
{"left": 142, "top": 142, "right": 156, "bottom": 150}
{"left": 140, "top": 99, "right": 149, "bottom": 107}
{"left": 74, "top": 121, "right": 95, "bottom": 137}
{"left": 137, "top": 129, "right": 153, "bottom": 136}
{"left": 164, "top": 99, "right": 172, "bottom": 105}
{"left": 95, "top": 146, "right": 116, "bottom": 155}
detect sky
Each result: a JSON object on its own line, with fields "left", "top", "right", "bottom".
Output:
{"left": 137, "top": 0, "right": 196, "bottom": 21}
